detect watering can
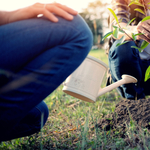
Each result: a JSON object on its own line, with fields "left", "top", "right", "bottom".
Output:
{"left": 63, "top": 55, "right": 137, "bottom": 103}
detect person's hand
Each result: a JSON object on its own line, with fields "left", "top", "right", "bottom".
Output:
{"left": 136, "top": 19, "right": 150, "bottom": 43}
{"left": 7, "top": 2, "right": 78, "bottom": 24}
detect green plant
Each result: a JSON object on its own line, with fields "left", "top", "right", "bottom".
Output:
{"left": 103, "top": 0, "right": 150, "bottom": 82}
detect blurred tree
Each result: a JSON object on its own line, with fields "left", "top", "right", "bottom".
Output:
{"left": 79, "top": 0, "right": 109, "bottom": 46}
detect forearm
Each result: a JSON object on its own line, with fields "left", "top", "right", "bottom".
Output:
{"left": 0, "top": 10, "right": 19, "bottom": 25}
{"left": 0, "top": 3, "right": 78, "bottom": 26}
{"left": 0, "top": 11, "right": 9, "bottom": 25}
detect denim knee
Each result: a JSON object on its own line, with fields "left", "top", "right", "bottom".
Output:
{"left": 109, "top": 40, "right": 141, "bottom": 78}
{"left": 20, "top": 101, "right": 49, "bottom": 131}
{"left": 108, "top": 40, "right": 145, "bottom": 99}
{"left": 68, "top": 14, "right": 93, "bottom": 57}
{"left": 109, "top": 40, "right": 139, "bottom": 64}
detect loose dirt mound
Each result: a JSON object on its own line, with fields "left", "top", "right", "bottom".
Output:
{"left": 96, "top": 98, "right": 150, "bottom": 133}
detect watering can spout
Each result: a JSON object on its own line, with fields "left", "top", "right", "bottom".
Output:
{"left": 97, "top": 75, "right": 137, "bottom": 97}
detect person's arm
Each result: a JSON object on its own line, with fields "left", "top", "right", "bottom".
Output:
{"left": 0, "top": 11, "right": 10, "bottom": 25}
{"left": 0, "top": 3, "right": 78, "bottom": 26}
{"left": 136, "top": 19, "right": 150, "bottom": 43}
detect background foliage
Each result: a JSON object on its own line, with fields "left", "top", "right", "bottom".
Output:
{"left": 79, "top": 0, "right": 110, "bottom": 46}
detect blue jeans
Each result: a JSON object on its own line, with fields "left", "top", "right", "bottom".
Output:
{"left": 0, "top": 15, "right": 93, "bottom": 141}
{"left": 109, "top": 40, "right": 150, "bottom": 100}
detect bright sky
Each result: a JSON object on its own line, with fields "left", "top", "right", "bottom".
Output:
{"left": 0, "top": 0, "right": 111, "bottom": 12}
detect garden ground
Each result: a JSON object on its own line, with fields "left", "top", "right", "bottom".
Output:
{"left": 1, "top": 49, "right": 150, "bottom": 150}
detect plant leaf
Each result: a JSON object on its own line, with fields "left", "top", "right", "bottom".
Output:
{"left": 113, "top": 27, "right": 119, "bottom": 38}
{"left": 116, "top": 35, "right": 126, "bottom": 47}
{"left": 116, "top": 41, "right": 128, "bottom": 47}
{"left": 145, "top": 66, "right": 150, "bottom": 82}
{"left": 128, "top": 1, "right": 144, "bottom": 7}
{"left": 134, "top": 8, "right": 145, "bottom": 15}
{"left": 113, "top": 25, "right": 124, "bottom": 33}
{"left": 134, "top": 33, "right": 144, "bottom": 36}
{"left": 112, "top": 25, "right": 118, "bottom": 28}
{"left": 141, "top": 16, "right": 150, "bottom": 22}
{"left": 140, "top": 41, "right": 149, "bottom": 49}
{"left": 102, "top": 31, "right": 113, "bottom": 41}
{"left": 108, "top": 8, "right": 119, "bottom": 24}
{"left": 118, "top": 35, "right": 125, "bottom": 44}
{"left": 131, "top": 46, "right": 142, "bottom": 52}
{"left": 132, "top": 33, "right": 136, "bottom": 41}
{"left": 126, "top": 18, "right": 136, "bottom": 26}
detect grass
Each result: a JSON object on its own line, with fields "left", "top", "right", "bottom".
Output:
{"left": 1, "top": 49, "right": 150, "bottom": 150}
{"left": 89, "top": 49, "right": 108, "bottom": 65}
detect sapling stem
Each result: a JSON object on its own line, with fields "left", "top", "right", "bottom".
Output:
{"left": 119, "top": 26, "right": 134, "bottom": 41}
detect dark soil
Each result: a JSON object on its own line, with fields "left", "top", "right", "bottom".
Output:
{"left": 96, "top": 98, "right": 150, "bottom": 135}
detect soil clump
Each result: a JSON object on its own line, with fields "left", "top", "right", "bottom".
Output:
{"left": 96, "top": 98, "right": 150, "bottom": 135}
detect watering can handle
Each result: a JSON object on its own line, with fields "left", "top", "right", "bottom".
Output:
{"left": 97, "top": 74, "right": 137, "bottom": 97}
